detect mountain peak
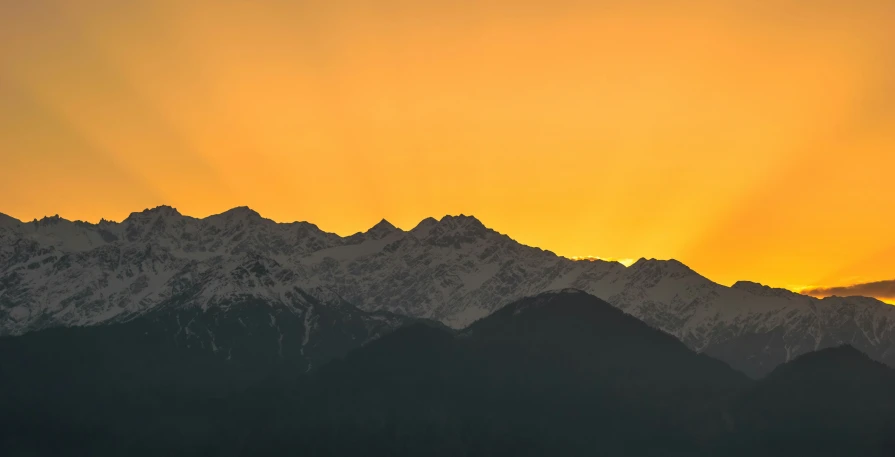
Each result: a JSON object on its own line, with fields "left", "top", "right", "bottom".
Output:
{"left": 218, "top": 206, "right": 262, "bottom": 220}
{"left": 536, "top": 288, "right": 590, "bottom": 299}
{"left": 365, "top": 218, "right": 401, "bottom": 240}
{"left": 413, "top": 214, "right": 491, "bottom": 246}
{"left": 35, "top": 214, "right": 68, "bottom": 226}
{"left": 409, "top": 217, "right": 439, "bottom": 237}
{"left": 437, "top": 214, "right": 488, "bottom": 234}
{"left": 148, "top": 205, "right": 181, "bottom": 215}
{"left": 731, "top": 281, "right": 799, "bottom": 298}
{"left": 782, "top": 344, "right": 874, "bottom": 369}
{"left": 480, "top": 289, "right": 608, "bottom": 322}
{"left": 630, "top": 258, "right": 697, "bottom": 277}
{"left": 766, "top": 344, "right": 890, "bottom": 382}
{"left": 0, "top": 212, "right": 22, "bottom": 228}
{"left": 464, "top": 289, "right": 749, "bottom": 387}
{"left": 439, "top": 214, "right": 484, "bottom": 226}
{"left": 821, "top": 344, "right": 865, "bottom": 357}
{"left": 632, "top": 257, "right": 683, "bottom": 267}
{"left": 126, "top": 205, "right": 182, "bottom": 221}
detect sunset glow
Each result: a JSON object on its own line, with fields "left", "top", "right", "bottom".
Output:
{"left": 1, "top": 0, "right": 893, "bottom": 300}
{"left": 570, "top": 257, "right": 637, "bottom": 268}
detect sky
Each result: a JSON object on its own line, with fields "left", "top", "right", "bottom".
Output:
{"left": 1, "top": 0, "right": 893, "bottom": 302}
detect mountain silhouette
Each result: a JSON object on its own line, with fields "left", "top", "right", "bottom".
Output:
{"left": 1, "top": 290, "right": 893, "bottom": 456}
{"left": 215, "top": 290, "right": 745, "bottom": 456}
{"left": 724, "top": 345, "right": 895, "bottom": 456}
{"left": 3, "top": 206, "right": 895, "bottom": 377}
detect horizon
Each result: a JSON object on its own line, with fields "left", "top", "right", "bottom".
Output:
{"left": 3, "top": 203, "right": 892, "bottom": 305}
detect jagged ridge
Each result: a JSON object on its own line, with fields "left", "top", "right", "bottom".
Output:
{"left": 2, "top": 206, "right": 895, "bottom": 377}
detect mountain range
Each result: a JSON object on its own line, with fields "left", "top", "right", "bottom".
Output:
{"left": 2, "top": 205, "right": 893, "bottom": 377}
{"left": 3, "top": 290, "right": 893, "bottom": 456}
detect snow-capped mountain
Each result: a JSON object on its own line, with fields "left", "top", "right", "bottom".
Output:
{"left": 2, "top": 206, "right": 894, "bottom": 376}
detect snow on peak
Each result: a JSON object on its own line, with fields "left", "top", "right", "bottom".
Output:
{"left": 731, "top": 281, "right": 799, "bottom": 298}
{"left": 35, "top": 214, "right": 67, "bottom": 226}
{"left": 126, "top": 205, "right": 183, "bottom": 220}
{"left": 5, "top": 205, "right": 895, "bottom": 377}
{"left": 629, "top": 258, "right": 699, "bottom": 279}
{"left": 425, "top": 215, "right": 490, "bottom": 243}
{"left": 410, "top": 217, "right": 439, "bottom": 238}
{"left": 216, "top": 206, "right": 262, "bottom": 220}
{"left": 819, "top": 294, "right": 889, "bottom": 307}
{"left": 439, "top": 214, "right": 486, "bottom": 228}
{"left": 365, "top": 219, "right": 401, "bottom": 240}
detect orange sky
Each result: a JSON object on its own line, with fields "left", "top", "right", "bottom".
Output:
{"left": 1, "top": 0, "right": 893, "bottom": 300}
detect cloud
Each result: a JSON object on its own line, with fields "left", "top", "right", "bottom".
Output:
{"left": 803, "top": 279, "right": 895, "bottom": 301}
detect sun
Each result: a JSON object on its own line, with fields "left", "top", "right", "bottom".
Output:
{"left": 569, "top": 256, "right": 636, "bottom": 267}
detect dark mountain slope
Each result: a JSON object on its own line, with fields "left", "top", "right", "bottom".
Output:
{"left": 235, "top": 290, "right": 749, "bottom": 457}
{"left": 464, "top": 289, "right": 748, "bottom": 390}
{"left": 724, "top": 345, "right": 895, "bottom": 456}
{"left": 2, "top": 289, "right": 893, "bottom": 456}
{"left": 0, "top": 293, "right": 420, "bottom": 456}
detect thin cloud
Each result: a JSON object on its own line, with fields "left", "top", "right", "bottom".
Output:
{"left": 803, "top": 279, "right": 895, "bottom": 300}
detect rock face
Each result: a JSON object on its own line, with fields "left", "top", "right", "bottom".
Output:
{"left": 2, "top": 206, "right": 894, "bottom": 376}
